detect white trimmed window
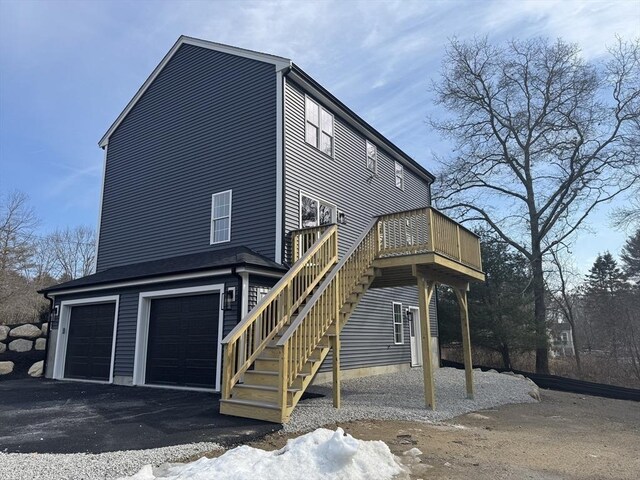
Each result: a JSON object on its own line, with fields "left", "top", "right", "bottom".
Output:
{"left": 210, "top": 190, "right": 232, "bottom": 244}
{"left": 393, "top": 302, "right": 404, "bottom": 344}
{"left": 394, "top": 161, "right": 405, "bottom": 190}
{"left": 300, "top": 192, "right": 336, "bottom": 228}
{"left": 366, "top": 141, "right": 377, "bottom": 173}
{"left": 305, "top": 96, "right": 334, "bottom": 156}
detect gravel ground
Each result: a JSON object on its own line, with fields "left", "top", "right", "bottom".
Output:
{"left": 284, "top": 367, "right": 538, "bottom": 432}
{"left": 0, "top": 442, "right": 222, "bottom": 480}
{"left": 0, "top": 368, "right": 536, "bottom": 479}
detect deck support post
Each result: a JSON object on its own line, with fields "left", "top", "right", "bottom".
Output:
{"left": 454, "top": 286, "right": 474, "bottom": 399}
{"left": 330, "top": 333, "right": 341, "bottom": 408}
{"left": 415, "top": 267, "right": 436, "bottom": 409}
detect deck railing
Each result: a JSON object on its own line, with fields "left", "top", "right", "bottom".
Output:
{"left": 220, "top": 224, "right": 338, "bottom": 400}
{"left": 291, "top": 225, "right": 328, "bottom": 263}
{"left": 276, "top": 218, "right": 379, "bottom": 403}
{"left": 274, "top": 208, "right": 482, "bottom": 416}
{"left": 378, "top": 207, "right": 482, "bottom": 271}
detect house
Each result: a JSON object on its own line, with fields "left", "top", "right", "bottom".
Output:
{"left": 550, "top": 321, "right": 575, "bottom": 357}
{"left": 40, "top": 36, "right": 484, "bottom": 422}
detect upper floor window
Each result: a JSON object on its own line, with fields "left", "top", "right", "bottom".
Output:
{"left": 366, "top": 141, "right": 377, "bottom": 173}
{"left": 305, "top": 96, "right": 334, "bottom": 156}
{"left": 300, "top": 192, "right": 336, "bottom": 228}
{"left": 210, "top": 190, "right": 232, "bottom": 244}
{"left": 392, "top": 302, "right": 404, "bottom": 344}
{"left": 394, "top": 161, "right": 405, "bottom": 190}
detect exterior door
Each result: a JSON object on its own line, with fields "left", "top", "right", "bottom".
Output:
{"left": 64, "top": 303, "right": 116, "bottom": 381}
{"left": 408, "top": 306, "right": 423, "bottom": 367}
{"left": 145, "top": 293, "right": 220, "bottom": 389}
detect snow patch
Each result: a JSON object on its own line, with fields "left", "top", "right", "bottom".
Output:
{"left": 119, "top": 428, "right": 405, "bottom": 480}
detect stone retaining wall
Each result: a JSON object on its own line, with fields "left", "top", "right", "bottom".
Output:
{"left": 0, "top": 322, "right": 47, "bottom": 380}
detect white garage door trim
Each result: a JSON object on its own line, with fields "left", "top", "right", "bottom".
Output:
{"left": 53, "top": 295, "right": 120, "bottom": 383}
{"left": 132, "top": 283, "right": 225, "bottom": 392}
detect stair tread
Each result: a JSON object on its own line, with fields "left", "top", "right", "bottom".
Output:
{"left": 247, "top": 369, "right": 311, "bottom": 377}
{"left": 235, "top": 384, "right": 301, "bottom": 393}
{"left": 220, "top": 398, "right": 280, "bottom": 410}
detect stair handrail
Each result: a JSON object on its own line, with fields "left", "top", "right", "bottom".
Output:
{"left": 221, "top": 224, "right": 338, "bottom": 400}
{"left": 276, "top": 217, "right": 379, "bottom": 395}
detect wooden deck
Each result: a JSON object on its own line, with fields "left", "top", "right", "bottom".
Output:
{"left": 220, "top": 207, "right": 484, "bottom": 423}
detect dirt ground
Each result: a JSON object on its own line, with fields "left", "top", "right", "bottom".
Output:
{"left": 242, "top": 390, "right": 640, "bottom": 479}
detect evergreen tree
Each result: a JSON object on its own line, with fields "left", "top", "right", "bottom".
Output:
{"left": 621, "top": 229, "right": 640, "bottom": 283}
{"left": 582, "top": 252, "right": 627, "bottom": 360}
{"left": 584, "top": 252, "right": 626, "bottom": 294}
{"left": 438, "top": 236, "right": 536, "bottom": 369}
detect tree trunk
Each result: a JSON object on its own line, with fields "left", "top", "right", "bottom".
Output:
{"left": 570, "top": 325, "right": 582, "bottom": 376}
{"left": 500, "top": 344, "right": 512, "bottom": 370}
{"left": 531, "top": 251, "right": 550, "bottom": 374}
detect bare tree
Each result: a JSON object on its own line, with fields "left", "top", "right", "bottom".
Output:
{"left": 0, "top": 191, "right": 38, "bottom": 275}
{"left": 45, "top": 226, "right": 96, "bottom": 281}
{"left": 547, "top": 247, "right": 582, "bottom": 375}
{"left": 431, "top": 37, "right": 640, "bottom": 373}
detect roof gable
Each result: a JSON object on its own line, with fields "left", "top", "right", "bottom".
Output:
{"left": 98, "top": 36, "right": 291, "bottom": 148}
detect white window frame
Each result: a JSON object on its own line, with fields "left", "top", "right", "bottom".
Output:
{"left": 366, "top": 140, "right": 377, "bottom": 173}
{"left": 132, "top": 284, "right": 225, "bottom": 392}
{"left": 394, "top": 161, "right": 405, "bottom": 191}
{"left": 392, "top": 302, "right": 404, "bottom": 345}
{"left": 53, "top": 295, "right": 120, "bottom": 384}
{"left": 299, "top": 190, "right": 337, "bottom": 228}
{"left": 210, "top": 189, "right": 232, "bottom": 244}
{"left": 305, "top": 95, "right": 334, "bottom": 157}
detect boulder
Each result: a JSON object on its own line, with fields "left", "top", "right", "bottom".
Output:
{"left": 0, "top": 325, "right": 9, "bottom": 342}
{"left": 28, "top": 360, "right": 44, "bottom": 377}
{"left": 35, "top": 338, "right": 47, "bottom": 350}
{"left": 0, "top": 342, "right": 5, "bottom": 353}
{"left": 528, "top": 386, "right": 541, "bottom": 402}
{"left": 9, "top": 338, "right": 33, "bottom": 352}
{"left": 0, "top": 361, "right": 14, "bottom": 375}
{"left": 42, "top": 323, "right": 49, "bottom": 336}
{"left": 10, "top": 324, "right": 42, "bottom": 339}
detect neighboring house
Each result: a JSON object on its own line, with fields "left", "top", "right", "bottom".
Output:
{"left": 550, "top": 321, "right": 575, "bottom": 357}
{"left": 40, "top": 36, "right": 484, "bottom": 422}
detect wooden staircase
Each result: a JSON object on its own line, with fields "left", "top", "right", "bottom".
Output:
{"left": 220, "top": 208, "right": 484, "bottom": 423}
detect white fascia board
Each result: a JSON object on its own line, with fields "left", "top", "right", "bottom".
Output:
{"left": 47, "top": 268, "right": 233, "bottom": 296}
{"left": 92, "top": 143, "right": 108, "bottom": 273}
{"left": 275, "top": 70, "right": 284, "bottom": 263}
{"left": 98, "top": 35, "right": 291, "bottom": 148}
{"left": 235, "top": 267, "right": 285, "bottom": 279}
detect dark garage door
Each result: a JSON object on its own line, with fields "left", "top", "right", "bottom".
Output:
{"left": 146, "top": 293, "right": 220, "bottom": 389}
{"left": 64, "top": 303, "right": 116, "bottom": 381}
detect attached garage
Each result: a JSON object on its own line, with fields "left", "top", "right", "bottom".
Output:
{"left": 53, "top": 296, "right": 119, "bottom": 383}
{"left": 145, "top": 293, "right": 220, "bottom": 388}
{"left": 134, "top": 285, "right": 225, "bottom": 391}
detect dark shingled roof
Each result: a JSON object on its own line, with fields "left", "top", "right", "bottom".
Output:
{"left": 39, "top": 246, "right": 286, "bottom": 294}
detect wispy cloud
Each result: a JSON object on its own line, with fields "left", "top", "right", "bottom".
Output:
{"left": 1, "top": 0, "right": 638, "bottom": 257}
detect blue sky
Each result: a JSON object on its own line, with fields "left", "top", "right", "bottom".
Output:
{"left": 1, "top": 0, "right": 638, "bottom": 272}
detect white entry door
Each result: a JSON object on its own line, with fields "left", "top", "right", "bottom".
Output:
{"left": 408, "top": 306, "right": 423, "bottom": 367}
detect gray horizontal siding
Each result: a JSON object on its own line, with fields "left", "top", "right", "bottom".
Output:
{"left": 97, "top": 43, "right": 278, "bottom": 271}
{"left": 283, "top": 79, "right": 431, "bottom": 260}
{"left": 284, "top": 79, "right": 438, "bottom": 371}
{"left": 52, "top": 275, "right": 239, "bottom": 377}
{"left": 320, "top": 285, "right": 438, "bottom": 372}
{"left": 248, "top": 275, "right": 279, "bottom": 310}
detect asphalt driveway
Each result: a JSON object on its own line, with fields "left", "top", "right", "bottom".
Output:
{"left": 0, "top": 378, "right": 282, "bottom": 454}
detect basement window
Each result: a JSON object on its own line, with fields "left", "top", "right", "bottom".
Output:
{"left": 392, "top": 302, "right": 404, "bottom": 344}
